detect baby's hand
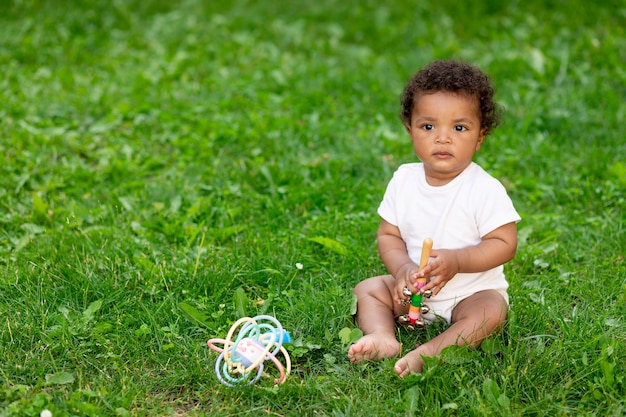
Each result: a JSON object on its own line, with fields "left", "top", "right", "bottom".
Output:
{"left": 393, "top": 263, "right": 421, "bottom": 305}
{"left": 416, "top": 249, "right": 460, "bottom": 296}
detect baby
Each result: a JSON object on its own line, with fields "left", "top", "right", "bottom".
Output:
{"left": 348, "top": 60, "right": 521, "bottom": 377}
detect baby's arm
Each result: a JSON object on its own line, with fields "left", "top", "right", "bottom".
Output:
{"left": 377, "top": 219, "right": 421, "bottom": 304}
{"left": 417, "top": 222, "right": 518, "bottom": 296}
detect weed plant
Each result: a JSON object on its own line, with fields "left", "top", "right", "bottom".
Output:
{"left": 0, "top": 0, "right": 624, "bottom": 416}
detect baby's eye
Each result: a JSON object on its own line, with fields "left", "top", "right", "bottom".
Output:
{"left": 454, "top": 125, "right": 468, "bottom": 132}
{"left": 421, "top": 124, "right": 434, "bottom": 131}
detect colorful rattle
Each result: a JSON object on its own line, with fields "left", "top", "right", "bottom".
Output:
{"left": 207, "top": 315, "right": 291, "bottom": 387}
{"left": 398, "top": 238, "right": 433, "bottom": 330}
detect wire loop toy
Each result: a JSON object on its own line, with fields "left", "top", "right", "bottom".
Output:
{"left": 207, "top": 315, "right": 291, "bottom": 387}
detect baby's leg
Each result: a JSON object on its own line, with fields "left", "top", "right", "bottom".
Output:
{"left": 348, "top": 275, "right": 401, "bottom": 362}
{"left": 394, "top": 289, "right": 508, "bottom": 377}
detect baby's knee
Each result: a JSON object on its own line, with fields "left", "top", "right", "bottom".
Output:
{"left": 353, "top": 276, "right": 379, "bottom": 297}
{"left": 452, "top": 290, "right": 508, "bottom": 329}
{"left": 353, "top": 275, "right": 393, "bottom": 298}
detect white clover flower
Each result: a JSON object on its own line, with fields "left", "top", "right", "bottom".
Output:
{"left": 295, "top": 263, "right": 303, "bottom": 270}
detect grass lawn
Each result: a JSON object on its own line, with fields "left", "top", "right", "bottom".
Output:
{"left": 1, "top": 0, "right": 625, "bottom": 415}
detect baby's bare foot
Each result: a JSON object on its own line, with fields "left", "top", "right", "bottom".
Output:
{"left": 394, "top": 344, "right": 435, "bottom": 377}
{"left": 348, "top": 334, "right": 400, "bottom": 362}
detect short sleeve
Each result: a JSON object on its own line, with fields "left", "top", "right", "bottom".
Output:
{"left": 474, "top": 178, "right": 521, "bottom": 237}
{"left": 377, "top": 166, "right": 409, "bottom": 226}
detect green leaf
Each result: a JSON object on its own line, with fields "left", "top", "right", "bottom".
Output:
{"left": 233, "top": 287, "right": 248, "bottom": 318}
{"left": 308, "top": 237, "right": 348, "bottom": 256}
{"left": 349, "top": 293, "right": 358, "bottom": 315}
{"left": 178, "top": 302, "right": 212, "bottom": 328}
{"left": 93, "top": 321, "right": 113, "bottom": 334}
{"left": 33, "top": 193, "right": 48, "bottom": 218}
{"left": 349, "top": 328, "right": 363, "bottom": 344}
{"left": 115, "top": 407, "right": 132, "bottom": 417}
{"left": 481, "top": 337, "right": 505, "bottom": 354}
{"left": 133, "top": 256, "right": 157, "bottom": 273}
{"left": 339, "top": 327, "right": 363, "bottom": 345}
{"left": 440, "top": 345, "right": 473, "bottom": 365}
{"left": 117, "top": 196, "right": 134, "bottom": 212}
{"left": 21, "top": 223, "right": 45, "bottom": 235}
{"left": 13, "top": 234, "right": 31, "bottom": 252}
{"left": 82, "top": 299, "right": 103, "bottom": 321}
{"left": 290, "top": 337, "right": 322, "bottom": 357}
{"left": 482, "top": 378, "right": 501, "bottom": 404}
{"left": 609, "top": 161, "right": 626, "bottom": 185}
{"left": 600, "top": 358, "right": 615, "bottom": 387}
{"left": 134, "top": 323, "right": 151, "bottom": 337}
{"left": 498, "top": 393, "right": 511, "bottom": 408}
{"left": 338, "top": 327, "right": 352, "bottom": 344}
{"left": 45, "top": 371, "right": 75, "bottom": 385}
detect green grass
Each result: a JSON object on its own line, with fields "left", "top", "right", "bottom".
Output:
{"left": 1, "top": 0, "right": 625, "bottom": 415}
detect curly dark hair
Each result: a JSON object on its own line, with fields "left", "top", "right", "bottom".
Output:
{"left": 400, "top": 60, "right": 502, "bottom": 135}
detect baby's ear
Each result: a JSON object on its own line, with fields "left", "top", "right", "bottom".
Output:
{"left": 404, "top": 123, "right": 412, "bottom": 134}
{"left": 476, "top": 128, "right": 487, "bottom": 149}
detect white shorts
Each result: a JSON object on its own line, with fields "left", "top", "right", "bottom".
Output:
{"left": 421, "top": 288, "right": 509, "bottom": 324}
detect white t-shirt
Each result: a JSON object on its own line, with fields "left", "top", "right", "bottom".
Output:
{"left": 378, "top": 162, "right": 521, "bottom": 303}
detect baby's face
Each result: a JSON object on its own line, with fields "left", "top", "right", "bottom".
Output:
{"left": 405, "top": 91, "right": 485, "bottom": 186}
